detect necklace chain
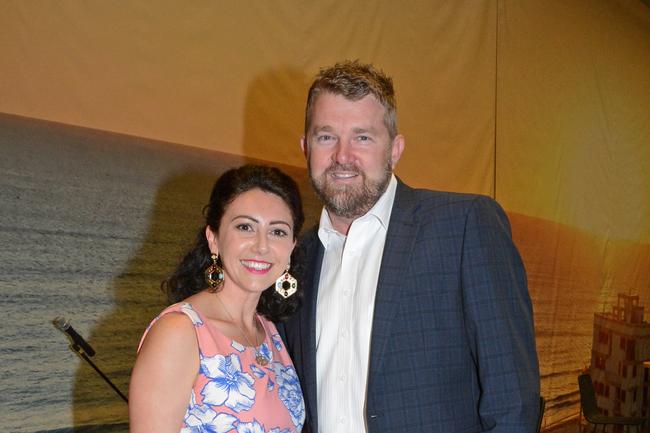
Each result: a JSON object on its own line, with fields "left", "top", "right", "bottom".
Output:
{"left": 215, "top": 294, "right": 269, "bottom": 366}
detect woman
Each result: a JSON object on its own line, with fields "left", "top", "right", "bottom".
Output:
{"left": 129, "top": 165, "right": 305, "bottom": 433}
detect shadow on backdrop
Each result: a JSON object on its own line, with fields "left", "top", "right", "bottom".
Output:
{"left": 241, "top": 65, "right": 311, "bottom": 170}
{"left": 70, "top": 66, "right": 320, "bottom": 431}
{"left": 70, "top": 140, "right": 250, "bottom": 431}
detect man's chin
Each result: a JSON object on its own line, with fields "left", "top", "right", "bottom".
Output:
{"left": 321, "top": 186, "right": 359, "bottom": 204}
{"left": 313, "top": 180, "right": 355, "bottom": 198}
{"left": 325, "top": 185, "right": 356, "bottom": 196}
{"left": 323, "top": 192, "right": 370, "bottom": 218}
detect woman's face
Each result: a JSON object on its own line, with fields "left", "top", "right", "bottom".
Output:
{"left": 206, "top": 188, "right": 296, "bottom": 294}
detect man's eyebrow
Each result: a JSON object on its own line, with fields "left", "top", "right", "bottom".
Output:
{"left": 313, "top": 125, "right": 335, "bottom": 133}
{"left": 352, "top": 127, "right": 376, "bottom": 134}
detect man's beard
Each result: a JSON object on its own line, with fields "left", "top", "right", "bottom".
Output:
{"left": 310, "top": 159, "right": 393, "bottom": 219}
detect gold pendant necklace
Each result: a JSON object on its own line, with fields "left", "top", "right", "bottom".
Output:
{"left": 216, "top": 294, "right": 269, "bottom": 366}
{"left": 255, "top": 353, "right": 269, "bottom": 366}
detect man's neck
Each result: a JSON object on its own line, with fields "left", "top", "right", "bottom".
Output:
{"left": 327, "top": 211, "right": 355, "bottom": 235}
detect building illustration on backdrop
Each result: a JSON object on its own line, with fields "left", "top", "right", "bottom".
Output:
{"left": 590, "top": 294, "right": 650, "bottom": 421}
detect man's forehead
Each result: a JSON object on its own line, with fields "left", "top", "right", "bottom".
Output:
{"left": 313, "top": 91, "right": 380, "bottom": 105}
{"left": 311, "top": 93, "right": 385, "bottom": 119}
{"left": 311, "top": 124, "right": 379, "bottom": 133}
{"left": 306, "top": 92, "right": 388, "bottom": 136}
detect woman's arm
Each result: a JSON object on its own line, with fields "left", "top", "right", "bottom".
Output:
{"left": 129, "top": 313, "right": 199, "bottom": 433}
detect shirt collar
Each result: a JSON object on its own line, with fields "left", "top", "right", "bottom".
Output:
{"left": 318, "top": 174, "right": 397, "bottom": 247}
{"left": 368, "top": 174, "right": 397, "bottom": 230}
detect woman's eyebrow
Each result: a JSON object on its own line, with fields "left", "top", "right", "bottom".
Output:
{"left": 232, "top": 215, "right": 292, "bottom": 228}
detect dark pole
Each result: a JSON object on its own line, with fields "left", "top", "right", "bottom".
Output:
{"left": 69, "top": 343, "right": 129, "bottom": 403}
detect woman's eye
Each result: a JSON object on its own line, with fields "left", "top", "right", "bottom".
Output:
{"left": 235, "top": 223, "right": 253, "bottom": 232}
{"left": 271, "top": 228, "right": 289, "bottom": 237}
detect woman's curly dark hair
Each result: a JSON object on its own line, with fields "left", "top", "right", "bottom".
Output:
{"left": 161, "top": 165, "right": 305, "bottom": 322}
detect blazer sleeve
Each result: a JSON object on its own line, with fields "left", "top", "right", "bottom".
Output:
{"left": 461, "top": 196, "right": 540, "bottom": 432}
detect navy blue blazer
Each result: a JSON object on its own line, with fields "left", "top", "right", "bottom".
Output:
{"left": 283, "top": 180, "right": 540, "bottom": 433}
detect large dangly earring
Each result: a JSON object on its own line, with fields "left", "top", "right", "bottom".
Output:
{"left": 275, "top": 262, "right": 297, "bottom": 299}
{"left": 205, "top": 253, "right": 224, "bottom": 290}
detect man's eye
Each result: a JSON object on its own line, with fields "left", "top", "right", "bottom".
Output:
{"left": 236, "top": 223, "right": 253, "bottom": 232}
{"left": 357, "top": 135, "right": 370, "bottom": 141}
{"left": 317, "top": 135, "right": 334, "bottom": 142}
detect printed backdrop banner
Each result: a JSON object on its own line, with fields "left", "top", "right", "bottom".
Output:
{"left": 497, "top": 0, "right": 650, "bottom": 425}
{"left": 0, "top": 1, "right": 649, "bottom": 432}
{"left": 0, "top": 0, "right": 497, "bottom": 194}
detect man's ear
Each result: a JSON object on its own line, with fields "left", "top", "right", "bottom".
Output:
{"left": 300, "top": 136, "right": 308, "bottom": 159}
{"left": 390, "top": 134, "right": 405, "bottom": 169}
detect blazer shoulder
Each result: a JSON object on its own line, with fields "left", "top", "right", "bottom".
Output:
{"left": 395, "top": 180, "right": 503, "bottom": 219}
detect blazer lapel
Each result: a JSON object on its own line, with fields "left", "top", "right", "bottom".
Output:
{"left": 298, "top": 229, "right": 323, "bottom": 428}
{"left": 368, "top": 181, "right": 419, "bottom": 374}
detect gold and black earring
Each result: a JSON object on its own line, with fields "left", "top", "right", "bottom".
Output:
{"left": 275, "top": 262, "right": 297, "bottom": 298}
{"left": 205, "top": 253, "right": 224, "bottom": 290}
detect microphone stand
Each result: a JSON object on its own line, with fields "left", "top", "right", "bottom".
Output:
{"left": 67, "top": 342, "right": 129, "bottom": 404}
{"left": 54, "top": 317, "right": 129, "bottom": 404}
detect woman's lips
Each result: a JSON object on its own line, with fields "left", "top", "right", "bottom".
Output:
{"left": 240, "top": 259, "right": 272, "bottom": 274}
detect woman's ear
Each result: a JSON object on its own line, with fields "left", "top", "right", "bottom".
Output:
{"left": 205, "top": 226, "right": 219, "bottom": 255}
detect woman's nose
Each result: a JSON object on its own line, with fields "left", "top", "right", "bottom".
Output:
{"left": 254, "top": 231, "right": 269, "bottom": 253}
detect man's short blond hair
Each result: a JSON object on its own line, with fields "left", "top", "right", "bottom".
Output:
{"left": 304, "top": 60, "right": 398, "bottom": 140}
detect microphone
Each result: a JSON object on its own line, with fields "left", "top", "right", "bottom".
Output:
{"left": 53, "top": 316, "right": 96, "bottom": 357}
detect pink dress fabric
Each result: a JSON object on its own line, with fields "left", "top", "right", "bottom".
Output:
{"left": 139, "top": 302, "right": 305, "bottom": 433}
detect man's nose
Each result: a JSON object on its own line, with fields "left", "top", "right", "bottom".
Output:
{"left": 334, "top": 141, "right": 353, "bottom": 164}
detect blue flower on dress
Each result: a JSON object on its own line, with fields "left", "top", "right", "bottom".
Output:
{"left": 200, "top": 353, "right": 255, "bottom": 412}
{"left": 258, "top": 342, "right": 272, "bottom": 363}
{"left": 268, "top": 429, "right": 291, "bottom": 433}
{"left": 236, "top": 419, "right": 265, "bottom": 433}
{"left": 181, "top": 303, "right": 204, "bottom": 326}
{"left": 267, "top": 378, "right": 275, "bottom": 391}
{"left": 270, "top": 362, "right": 305, "bottom": 429}
{"left": 182, "top": 390, "right": 237, "bottom": 433}
{"left": 271, "top": 334, "right": 283, "bottom": 351}
{"left": 250, "top": 364, "right": 266, "bottom": 378}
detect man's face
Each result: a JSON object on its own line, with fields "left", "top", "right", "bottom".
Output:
{"left": 301, "top": 92, "right": 404, "bottom": 219}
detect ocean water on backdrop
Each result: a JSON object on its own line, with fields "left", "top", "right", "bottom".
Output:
{"left": 0, "top": 115, "right": 318, "bottom": 433}
{"left": 1, "top": 114, "right": 647, "bottom": 432}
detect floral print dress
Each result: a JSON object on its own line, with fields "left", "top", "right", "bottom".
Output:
{"left": 139, "top": 302, "right": 305, "bottom": 433}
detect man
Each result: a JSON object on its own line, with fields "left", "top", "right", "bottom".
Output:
{"left": 283, "top": 61, "right": 540, "bottom": 433}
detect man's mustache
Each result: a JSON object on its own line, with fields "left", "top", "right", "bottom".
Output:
{"left": 323, "top": 163, "right": 362, "bottom": 176}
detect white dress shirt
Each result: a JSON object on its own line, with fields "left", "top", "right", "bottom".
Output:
{"left": 315, "top": 175, "right": 397, "bottom": 433}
